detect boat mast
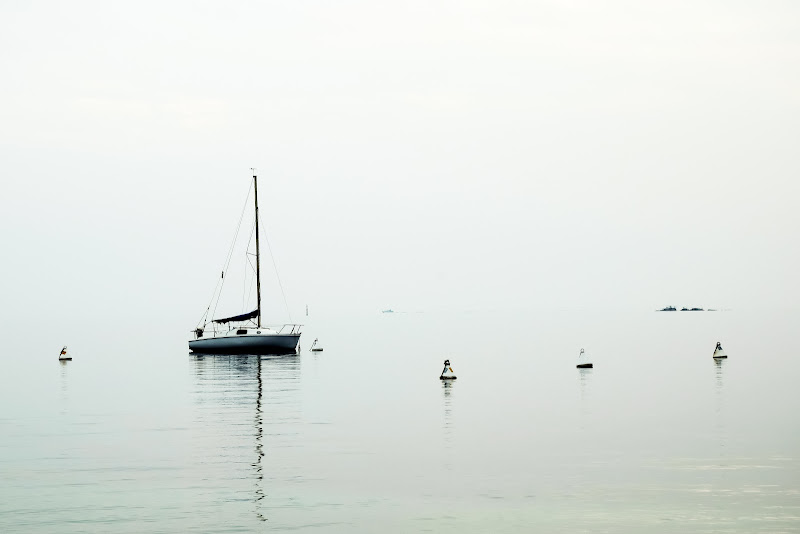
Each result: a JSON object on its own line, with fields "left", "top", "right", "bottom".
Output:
{"left": 253, "top": 169, "right": 262, "bottom": 328}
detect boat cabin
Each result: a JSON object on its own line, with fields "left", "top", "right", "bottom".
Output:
{"left": 192, "top": 323, "right": 302, "bottom": 340}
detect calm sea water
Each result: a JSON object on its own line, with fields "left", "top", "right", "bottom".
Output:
{"left": 1, "top": 309, "right": 799, "bottom": 532}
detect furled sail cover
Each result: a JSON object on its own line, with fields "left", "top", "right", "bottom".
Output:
{"left": 213, "top": 309, "right": 258, "bottom": 324}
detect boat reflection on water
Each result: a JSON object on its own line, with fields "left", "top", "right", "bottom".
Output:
{"left": 189, "top": 353, "right": 301, "bottom": 523}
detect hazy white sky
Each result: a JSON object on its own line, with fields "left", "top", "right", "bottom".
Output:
{"left": 1, "top": 0, "right": 798, "bottom": 331}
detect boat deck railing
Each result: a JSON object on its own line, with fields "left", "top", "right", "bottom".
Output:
{"left": 191, "top": 323, "right": 303, "bottom": 339}
{"left": 276, "top": 324, "right": 303, "bottom": 335}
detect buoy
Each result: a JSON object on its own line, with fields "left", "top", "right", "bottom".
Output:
{"left": 576, "top": 348, "right": 593, "bottom": 368}
{"left": 712, "top": 342, "right": 727, "bottom": 359}
{"left": 440, "top": 359, "right": 457, "bottom": 380}
{"left": 58, "top": 346, "right": 72, "bottom": 361}
{"left": 310, "top": 338, "right": 323, "bottom": 352}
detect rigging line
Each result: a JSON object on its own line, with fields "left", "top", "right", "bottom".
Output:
{"left": 211, "top": 179, "right": 253, "bottom": 322}
{"left": 246, "top": 213, "right": 257, "bottom": 247}
{"left": 259, "top": 210, "right": 293, "bottom": 323}
{"left": 244, "top": 253, "right": 256, "bottom": 314}
{"left": 243, "top": 218, "right": 257, "bottom": 312}
{"left": 195, "top": 275, "right": 223, "bottom": 328}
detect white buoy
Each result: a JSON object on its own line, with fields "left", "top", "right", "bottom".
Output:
{"left": 576, "top": 348, "right": 593, "bottom": 368}
{"left": 712, "top": 342, "right": 727, "bottom": 359}
{"left": 58, "top": 346, "right": 72, "bottom": 361}
{"left": 310, "top": 338, "right": 323, "bottom": 352}
{"left": 440, "top": 359, "right": 457, "bottom": 380}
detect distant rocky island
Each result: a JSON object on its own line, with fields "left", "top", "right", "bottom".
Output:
{"left": 657, "top": 306, "right": 716, "bottom": 312}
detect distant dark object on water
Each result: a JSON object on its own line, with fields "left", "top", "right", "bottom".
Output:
{"left": 576, "top": 348, "right": 593, "bottom": 368}
{"left": 382, "top": 309, "right": 394, "bottom": 314}
{"left": 657, "top": 306, "right": 677, "bottom": 312}
{"left": 440, "top": 359, "right": 457, "bottom": 380}
{"left": 680, "top": 307, "right": 704, "bottom": 311}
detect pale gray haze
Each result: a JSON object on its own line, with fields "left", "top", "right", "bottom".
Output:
{"left": 2, "top": 3, "right": 800, "bottom": 531}
{"left": 1, "top": 1, "right": 798, "bottom": 338}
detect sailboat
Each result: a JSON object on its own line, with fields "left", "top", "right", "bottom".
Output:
{"left": 189, "top": 172, "right": 302, "bottom": 355}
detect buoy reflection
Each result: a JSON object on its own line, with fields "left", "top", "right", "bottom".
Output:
{"left": 578, "top": 367, "right": 593, "bottom": 421}
{"left": 578, "top": 367, "right": 592, "bottom": 398}
{"left": 714, "top": 357, "right": 727, "bottom": 454}
{"left": 441, "top": 378, "right": 455, "bottom": 464}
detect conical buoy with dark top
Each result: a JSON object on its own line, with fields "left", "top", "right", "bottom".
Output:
{"left": 58, "top": 346, "right": 72, "bottom": 361}
{"left": 440, "top": 359, "right": 457, "bottom": 380}
{"left": 712, "top": 341, "right": 727, "bottom": 359}
{"left": 310, "top": 338, "right": 323, "bottom": 352}
{"left": 576, "top": 348, "right": 593, "bottom": 368}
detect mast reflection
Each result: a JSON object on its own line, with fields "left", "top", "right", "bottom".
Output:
{"left": 255, "top": 355, "right": 265, "bottom": 521}
{"left": 190, "top": 353, "right": 301, "bottom": 522}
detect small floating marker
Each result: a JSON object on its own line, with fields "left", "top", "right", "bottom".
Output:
{"left": 440, "top": 359, "right": 457, "bottom": 380}
{"left": 712, "top": 341, "right": 727, "bottom": 359}
{"left": 310, "top": 338, "right": 323, "bottom": 352}
{"left": 58, "top": 346, "right": 72, "bottom": 361}
{"left": 576, "top": 348, "right": 593, "bottom": 369}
